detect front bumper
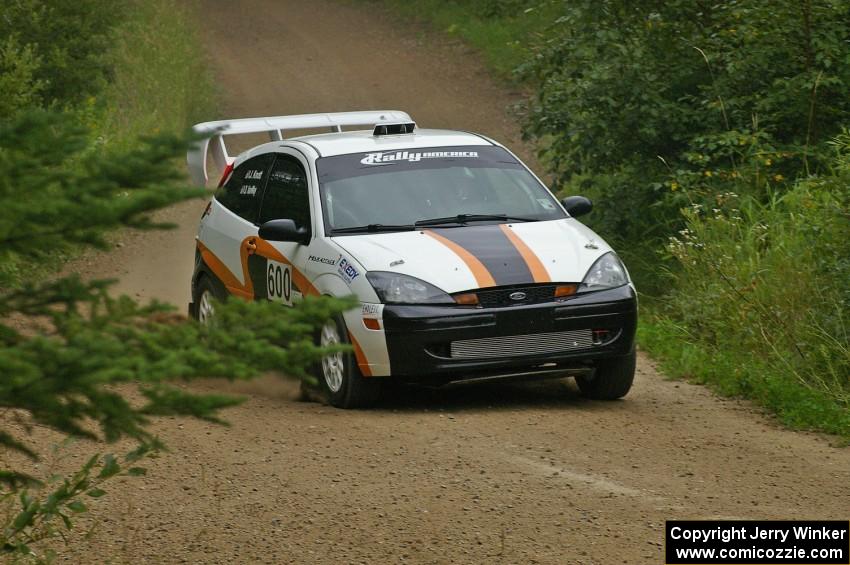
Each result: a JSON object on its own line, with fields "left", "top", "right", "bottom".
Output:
{"left": 382, "top": 285, "right": 637, "bottom": 383}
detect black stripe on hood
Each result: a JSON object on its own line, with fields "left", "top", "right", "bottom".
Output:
{"left": 432, "top": 225, "right": 534, "bottom": 286}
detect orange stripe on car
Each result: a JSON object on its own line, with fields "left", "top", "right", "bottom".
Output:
{"left": 498, "top": 224, "right": 551, "bottom": 283}
{"left": 197, "top": 240, "right": 253, "bottom": 299}
{"left": 348, "top": 332, "right": 373, "bottom": 377}
{"left": 196, "top": 237, "right": 320, "bottom": 299}
{"left": 424, "top": 230, "right": 497, "bottom": 288}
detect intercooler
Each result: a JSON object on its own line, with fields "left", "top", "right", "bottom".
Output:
{"left": 449, "top": 329, "right": 595, "bottom": 359}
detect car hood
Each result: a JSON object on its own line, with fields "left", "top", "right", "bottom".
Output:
{"left": 331, "top": 219, "right": 613, "bottom": 294}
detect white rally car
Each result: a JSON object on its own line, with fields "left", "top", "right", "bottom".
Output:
{"left": 187, "top": 111, "right": 637, "bottom": 408}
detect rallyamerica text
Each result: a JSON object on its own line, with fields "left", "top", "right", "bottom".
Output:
{"left": 670, "top": 525, "right": 848, "bottom": 544}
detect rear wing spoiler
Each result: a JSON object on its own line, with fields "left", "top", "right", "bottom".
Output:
{"left": 187, "top": 110, "right": 413, "bottom": 186}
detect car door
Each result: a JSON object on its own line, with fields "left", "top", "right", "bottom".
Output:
{"left": 198, "top": 153, "right": 274, "bottom": 298}
{"left": 249, "top": 151, "right": 315, "bottom": 304}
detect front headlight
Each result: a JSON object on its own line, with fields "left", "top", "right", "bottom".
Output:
{"left": 580, "top": 252, "right": 629, "bottom": 291}
{"left": 366, "top": 271, "right": 455, "bottom": 305}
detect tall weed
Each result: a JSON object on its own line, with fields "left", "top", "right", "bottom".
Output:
{"left": 658, "top": 135, "right": 850, "bottom": 425}
{"left": 100, "top": 0, "right": 217, "bottom": 144}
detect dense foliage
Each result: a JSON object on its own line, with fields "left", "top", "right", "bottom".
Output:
{"left": 520, "top": 0, "right": 850, "bottom": 283}
{"left": 0, "top": 0, "right": 120, "bottom": 117}
{"left": 651, "top": 135, "right": 850, "bottom": 432}
{"left": 0, "top": 113, "right": 190, "bottom": 284}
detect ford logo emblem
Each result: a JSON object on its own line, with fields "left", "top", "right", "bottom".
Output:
{"left": 509, "top": 291, "right": 527, "bottom": 301}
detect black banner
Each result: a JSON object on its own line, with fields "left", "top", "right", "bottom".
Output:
{"left": 666, "top": 520, "right": 849, "bottom": 564}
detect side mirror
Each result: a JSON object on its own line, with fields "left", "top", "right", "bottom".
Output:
{"left": 258, "top": 219, "right": 310, "bottom": 245}
{"left": 561, "top": 195, "right": 593, "bottom": 218}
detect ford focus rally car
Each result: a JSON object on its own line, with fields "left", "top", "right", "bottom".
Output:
{"left": 186, "top": 111, "right": 637, "bottom": 408}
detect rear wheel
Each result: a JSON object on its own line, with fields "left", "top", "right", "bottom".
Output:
{"left": 314, "top": 316, "right": 381, "bottom": 408}
{"left": 576, "top": 350, "right": 636, "bottom": 400}
{"left": 193, "top": 276, "right": 223, "bottom": 324}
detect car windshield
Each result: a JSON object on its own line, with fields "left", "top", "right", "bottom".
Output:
{"left": 316, "top": 146, "right": 565, "bottom": 234}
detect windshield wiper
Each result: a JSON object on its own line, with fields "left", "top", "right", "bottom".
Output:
{"left": 330, "top": 223, "right": 416, "bottom": 234}
{"left": 414, "top": 213, "right": 537, "bottom": 227}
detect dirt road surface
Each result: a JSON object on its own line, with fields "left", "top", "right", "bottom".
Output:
{"left": 42, "top": 1, "right": 849, "bottom": 563}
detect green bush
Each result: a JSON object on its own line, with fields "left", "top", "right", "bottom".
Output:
{"left": 520, "top": 0, "right": 850, "bottom": 288}
{"left": 0, "top": 37, "right": 44, "bottom": 120}
{"left": 0, "top": 0, "right": 121, "bottom": 110}
{"left": 0, "top": 0, "right": 215, "bottom": 137}
{"left": 652, "top": 133, "right": 850, "bottom": 431}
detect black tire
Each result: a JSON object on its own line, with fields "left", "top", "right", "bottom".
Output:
{"left": 192, "top": 275, "right": 225, "bottom": 323}
{"left": 576, "top": 350, "right": 636, "bottom": 400}
{"left": 313, "top": 315, "right": 381, "bottom": 409}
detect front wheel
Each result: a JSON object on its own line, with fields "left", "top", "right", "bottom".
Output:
{"left": 576, "top": 350, "right": 636, "bottom": 400}
{"left": 315, "top": 316, "right": 381, "bottom": 408}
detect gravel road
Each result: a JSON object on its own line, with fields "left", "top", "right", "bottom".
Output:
{"left": 43, "top": 1, "right": 850, "bottom": 563}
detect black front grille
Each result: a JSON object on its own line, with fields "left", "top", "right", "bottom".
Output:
{"left": 473, "top": 285, "right": 556, "bottom": 308}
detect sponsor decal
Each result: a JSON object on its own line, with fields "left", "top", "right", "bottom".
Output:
{"left": 337, "top": 255, "right": 360, "bottom": 283}
{"left": 270, "top": 170, "right": 302, "bottom": 183}
{"left": 537, "top": 198, "right": 556, "bottom": 210}
{"left": 245, "top": 169, "right": 264, "bottom": 180}
{"left": 308, "top": 255, "right": 336, "bottom": 265}
{"left": 361, "top": 303, "right": 381, "bottom": 316}
{"left": 360, "top": 150, "right": 479, "bottom": 166}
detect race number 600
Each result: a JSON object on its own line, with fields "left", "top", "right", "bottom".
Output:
{"left": 267, "top": 260, "right": 292, "bottom": 305}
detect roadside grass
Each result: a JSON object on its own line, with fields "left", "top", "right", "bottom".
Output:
{"left": 2, "top": 0, "right": 217, "bottom": 288}
{"left": 639, "top": 319, "right": 850, "bottom": 442}
{"left": 368, "top": 0, "right": 557, "bottom": 78}
{"left": 100, "top": 0, "right": 218, "bottom": 144}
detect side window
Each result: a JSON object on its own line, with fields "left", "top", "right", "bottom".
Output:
{"left": 216, "top": 154, "right": 274, "bottom": 223}
{"left": 258, "top": 155, "right": 312, "bottom": 230}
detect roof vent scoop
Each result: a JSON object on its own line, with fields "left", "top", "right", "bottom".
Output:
{"left": 373, "top": 122, "right": 416, "bottom": 136}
